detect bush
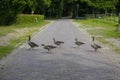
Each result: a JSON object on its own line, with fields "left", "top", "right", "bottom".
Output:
{"left": 16, "top": 14, "right": 44, "bottom": 24}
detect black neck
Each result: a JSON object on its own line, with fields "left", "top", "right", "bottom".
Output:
{"left": 28, "top": 36, "right": 31, "bottom": 41}
{"left": 92, "top": 37, "right": 94, "bottom": 42}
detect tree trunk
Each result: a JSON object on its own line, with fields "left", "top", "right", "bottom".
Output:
{"left": 105, "top": 9, "right": 107, "bottom": 16}
{"left": 116, "top": 13, "right": 120, "bottom": 31}
{"left": 92, "top": 9, "right": 95, "bottom": 18}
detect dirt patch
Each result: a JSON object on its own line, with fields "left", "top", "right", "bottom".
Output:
{"left": 0, "top": 28, "right": 37, "bottom": 46}
{"left": 105, "top": 38, "right": 120, "bottom": 49}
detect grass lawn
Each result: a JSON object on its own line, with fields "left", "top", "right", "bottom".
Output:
{"left": 75, "top": 18, "right": 120, "bottom": 38}
{"left": 0, "top": 14, "right": 49, "bottom": 59}
{"left": 75, "top": 18, "right": 120, "bottom": 53}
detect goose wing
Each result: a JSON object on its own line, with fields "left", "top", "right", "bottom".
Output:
{"left": 47, "top": 45, "right": 56, "bottom": 48}
{"left": 76, "top": 41, "right": 84, "bottom": 45}
{"left": 57, "top": 41, "right": 64, "bottom": 43}
{"left": 94, "top": 43, "right": 101, "bottom": 48}
{"left": 30, "top": 42, "right": 39, "bottom": 47}
{"left": 91, "top": 44, "right": 97, "bottom": 49}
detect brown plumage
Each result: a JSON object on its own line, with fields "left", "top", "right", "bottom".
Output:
{"left": 41, "top": 44, "right": 56, "bottom": 53}
{"left": 27, "top": 35, "right": 39, "bottom": 48}
{"left": 75, "top": 38, "right": 85, "bottom": 47}
{"left": 53, "top": 38, "right": 64, "bottom": 47}
{"left": 91, "top": 36, "right": 102, "bottom": 52}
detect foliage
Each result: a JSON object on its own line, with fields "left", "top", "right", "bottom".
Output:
{"left": 0, "top": 0, "right": 26, "bottom": 25}
{"left": 16, "top": 14, "right": 44, "bottom": 24}
{"left": 23, "top": 0, "right": 51, "bottom": 14}
{"left": 88, "top": 0, "right": 118, "bottom": 13}
{"left": 116, "top": 0, "right": 120, "bottom": 13}
{"left": 0, "top": 0, "right": 120, "bottom": 25}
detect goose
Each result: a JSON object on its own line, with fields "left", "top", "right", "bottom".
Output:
{"left": 75, "top": 38, "right": 85, "bottom": 47}
{"left": 53, "top": 38, "right": 64, "bottom": 47}
{"left": 27, "top": 35, "right": 39, "bottom": 48}
{"left": 41, "top": 44, "right": 56, "bottom": 53}
{"left": 91, "top": 36, "right": 102, "bottom": 52}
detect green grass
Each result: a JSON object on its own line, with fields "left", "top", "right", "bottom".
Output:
{"left": 0, "top": 27, "right": 14, "bottom": 36}
{"left": 0, "top": 14, "right": 48, "bottom": 59}
{"left": 0, "top": 46, "right": 13, "bottom": 59}
{"left": 102, "top": 16, "right": 119, "bottom": 23}
{"left": 76, "top": 18, "right": 117, "bottom": 28}
{"left": 75, "top": 18, "right": 120, "bottom": 38}
{"left": 75, "top": 17, "right": 120, "bottom": 53}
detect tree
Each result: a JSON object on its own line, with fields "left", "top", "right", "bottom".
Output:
{"left": 0, "top": 0, "right": 26, "bottom": 25}
{"left": 27, "top": 0, "right": 38, "bottom": 14}
{"left": 36, "top": 0, "right": 51, "bottom": 14}
{"left": 89, "top": 0, "right": 118, "bottom": 15}
{"left": 116, "top": 0, "right": 120, "bottom": 14}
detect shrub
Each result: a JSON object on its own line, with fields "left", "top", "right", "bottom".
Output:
{"left": 16, "top": 14, "right": 44, "bottom": 24}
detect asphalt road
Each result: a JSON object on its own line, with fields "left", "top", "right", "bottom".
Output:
{"left": 0, "top": 19, "right": 120, "bottom": 80}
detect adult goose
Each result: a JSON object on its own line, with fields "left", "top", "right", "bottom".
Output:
{"left": 27, "top": 35, "right": 39, "bottom": 48}
{"left": 91, "top": 36, "right": 102, "bottom": 52}
{"left": 75, "top": 38, "right": 85, "bottom": 47}
{"left": 41, "top": 44, "right": 56, "bottom": 53}
{"left": 53, "top": 38, "right": 64, "bottom": 47}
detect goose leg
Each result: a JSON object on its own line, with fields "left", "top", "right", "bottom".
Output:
{"left": 58, "top": 44, "right": 61, "bottom": 47}
{"left": 95, "top": 48, "right": 97, "bottom": 52}
{"left": 47, "top": 50, "right": 51, "bottom": 54}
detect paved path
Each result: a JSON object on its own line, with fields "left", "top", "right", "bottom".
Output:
{"left": 0, "top": 20, "right": 120, "bottom": 80}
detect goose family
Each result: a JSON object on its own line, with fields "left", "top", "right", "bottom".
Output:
{"left": 75, "top": 38, "right": 85, "bottom": 47}
{"left": 27, "top": 35, "right": 39, "bottom": 48}
{"left": 27, "top": 36, "right": 102, "bottom": 52}
{"left": 41, "top": 44, "right": 56, "bottom": 53}
{"left": 91, "top": 36, "right": 102, "bottom": 52}
{"left": 53, "top": 38, "right": 64, "bottom": 47}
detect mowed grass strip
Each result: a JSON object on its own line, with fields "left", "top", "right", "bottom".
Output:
{"left": 0, "top": 14, "right": 49, "bottom": 59}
